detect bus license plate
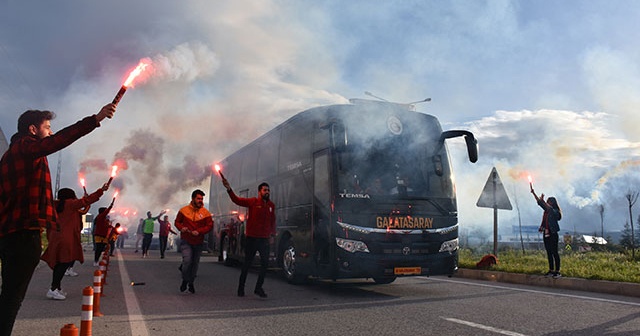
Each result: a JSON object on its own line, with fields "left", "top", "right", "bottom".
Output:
{"left": 394, "top": 267, "right": 421, "bottom": 275}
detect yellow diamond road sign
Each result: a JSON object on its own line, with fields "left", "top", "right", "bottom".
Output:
{"left": 476, "top": 167, "right": 512, "bottom": 210}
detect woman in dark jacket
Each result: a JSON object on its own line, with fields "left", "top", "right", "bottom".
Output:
{"left": 532, "top": 188, "right": 562, "bottom": 278}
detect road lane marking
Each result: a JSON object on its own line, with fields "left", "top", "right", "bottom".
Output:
{"left": 116, "top": 252, "right": 150, "bottom": 336}
{"left": 442, "top": 317, "right": 528, "bottom": 336}
{"left": 426, "top": 276, "right": 640, "bottom": 307}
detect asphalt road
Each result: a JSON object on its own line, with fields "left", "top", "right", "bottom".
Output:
{"left": 10, "top": 242, "right": 640, "bottom": 336}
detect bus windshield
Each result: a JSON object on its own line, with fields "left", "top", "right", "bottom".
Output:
{"left": 337, "top": 129, "right": 453, "bottom": 200}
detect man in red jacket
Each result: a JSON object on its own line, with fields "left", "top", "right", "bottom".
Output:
{"left": 222, "top": 178, "right": 276, "bottom": 298}
{"left": 0, "top": 104, "right": 116, "bottom": 335}
{"left": 174, "top": 189, "right": 213, "bottom": 294}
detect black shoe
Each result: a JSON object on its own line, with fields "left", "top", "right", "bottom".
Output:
{"left": 237, "top": 288, "right": 245, "bottom": 297}
{"left": 254, "top": 288, "right": 267, "bottom": 298}
{"left": 134, "top": 250, "right": 138, "bottom": 253}
{"left": 188, "top": 283, "right": 195, "bottom": 294}
{"left": 180, "top": 281, "right": 188, "bottom": 293}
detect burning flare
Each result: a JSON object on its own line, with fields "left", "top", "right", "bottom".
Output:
{"left": 112, "top": 59, "right": 152, "bottom": 106}
{"left": 107, "top": 165, "right": 118, "bottom": 187}
{"left": 79, "top": 176, "right": 88, "bottom": 196}
{"left": 214, "top": 163, "right": 226, "bottom": 180}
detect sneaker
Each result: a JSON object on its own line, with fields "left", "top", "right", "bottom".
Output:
{"left": 46, "top": 289, "right": 66, "bottom": 300}
{"left": 180, "top": 281, "right": 188, "bottom": 293}
{"left": 93, "top": 261, "right": 99, "bottom": 267}
{"left": 188, "top": 283, "right": 195, "bottom": 294}
{"left": 254, "top": 288, "right": 267, "bottom": 298}
{"left": 553, "top": 272, "right": 562, "bottom": 279}
{"left": 543, "top": 271, "right": 554, "bottom": 277}
{"left": 65, "top": 268, "right": 79, "bottom": 277}
{"left": 58, "top": 289, "right": 68, "bottom": 296}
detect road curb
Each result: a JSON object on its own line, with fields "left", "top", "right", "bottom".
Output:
{"left": 454, "top": 268, "right": 640, "bottom": 298}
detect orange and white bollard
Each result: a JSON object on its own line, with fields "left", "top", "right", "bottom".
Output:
{"left": 92, "top": 270, "right": 103, "bottom": 316}
{"left": 60, "top": 323, "right": 78, "bottom": 336}
{"left": 80, "top": 286, "right": 93, "bottom": 336}
{"left": 99, "top": 259, "right": 108, "bottom": 286}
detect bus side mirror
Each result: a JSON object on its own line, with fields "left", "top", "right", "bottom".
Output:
{"left": 464, "top": 134, "right": 478, "bottom": 163}
{"left": 438, "top": 130, "right": 478, "bottom": 163}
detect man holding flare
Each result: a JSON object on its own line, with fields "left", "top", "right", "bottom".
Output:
{"left": 0, "top": 103, "right": 117, "bottom": 335}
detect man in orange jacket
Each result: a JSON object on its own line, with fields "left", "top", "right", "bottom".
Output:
{"left": 174, "top": 189, "right": 213, "bottom": 294}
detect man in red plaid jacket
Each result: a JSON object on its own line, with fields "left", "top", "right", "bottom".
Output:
{"left": 0, "top": 103, "right": 116, "bottom": 335}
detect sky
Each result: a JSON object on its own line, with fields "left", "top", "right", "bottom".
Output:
{"left": 1, "top": 0, "right": 640, "bottom": 237}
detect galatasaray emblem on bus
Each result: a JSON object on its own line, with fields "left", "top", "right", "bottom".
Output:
{"left": 387, "top": 116, "right": 403, "bottom": 135}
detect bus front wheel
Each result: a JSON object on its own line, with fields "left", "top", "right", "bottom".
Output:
{"left": 282, "top": 238, "right": 306, "bottom": 284}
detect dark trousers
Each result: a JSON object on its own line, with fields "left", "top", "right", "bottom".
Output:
{"left": 180, "top": 241, "right": 202, "bottom": 283}
{"left": 239, "top": 237, "right": 270, "bottom": 291}
{"left": 0, "top": 230, "right": 42, "bottom": 336}
{"left": 159, "top": 235, "right": 168, "bottom": 258}
{"left": 543, "top": 232, "right": 560, "bottom": 272}
{"left": 51, "top": 262, "right": 73, "bottom": 291}
{"left": 94, "top": 242, "right": 107, "bottom": 263}
{"left": 142, "top": 233, "right": 153, "bottom": 255}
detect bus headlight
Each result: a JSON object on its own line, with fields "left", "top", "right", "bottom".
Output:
{"left": 336, "top": 238, "right": 370, "bottom": 253}
{"left": 439, "top": 238, "right": 459, "bottom": 253}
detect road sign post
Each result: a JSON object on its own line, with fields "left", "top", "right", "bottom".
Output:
{"left": 476, "top": 167, "right": 512, "bottom": 255}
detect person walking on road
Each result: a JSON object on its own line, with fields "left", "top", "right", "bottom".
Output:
{"left": 93, "top": 202, "right": 114, "bottom": 265}
{"left": 141, "top": 210, "right": 164, "bottom": 258}
{"left": 0, "top": 103, "right": 117, "bottom": 335}
{"left": 531, "top": 187, "right": 563, "bottom": 278}
{"left": 134, "top": 218, "right": 144, "bottom": 253}
{"left": 175, "top": 190, "right": 213, "bottom": 294}
{"left": 221, "top": 179, "right": 276, "bottom": 298}
{"left": 158, "top": 215, "right": 176, "bottom": 259}
{"left": 41, "top": 185, "right": 109, "bottom": 300}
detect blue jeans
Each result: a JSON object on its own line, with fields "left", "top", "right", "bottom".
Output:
{"left": 180, "top": 241, "right": 203, "bottom": 283}
{"left": 0, "top": 230, "right": 42, "bottom": 336}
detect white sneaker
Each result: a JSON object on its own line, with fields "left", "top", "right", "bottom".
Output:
{"left": 58, "top": 289, "right": 68, "bottom": 296}
{"left": 46, "top": 289, "right": 66, "bottom": 300}
{"left": 93, "top": 261, "right": 99, "bottom": 266}
{"left": 65, "top": 268, "right": 79, "bottom": 277}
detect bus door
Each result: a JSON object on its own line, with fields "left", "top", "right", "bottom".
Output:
{"left": 313, "top": 150, "right": 333, "bottom": 270}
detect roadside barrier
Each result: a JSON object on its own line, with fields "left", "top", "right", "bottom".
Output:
{"left": 80, "top": 287, "right": 93, "bottom": 336}
{"left": 99, "top": 259, "right": 108, "bottom": 286}
{"left": 60, "top": 323, "right": 78, "bottom": 336}
{"left": 93, "top": 270, "right": 103, "bottom": 317}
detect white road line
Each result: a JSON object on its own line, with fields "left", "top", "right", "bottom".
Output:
{"left": 442, "top": 317, "right": 528, "bottom": 336}
{"left": 426, "top": 276, "right": 640, "bottom": 307}
{"left": 116, "top": 252, "right": 150, "bottom": 336}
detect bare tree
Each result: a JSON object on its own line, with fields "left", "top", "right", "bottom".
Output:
{"left": 626, "top": 190, "right": 639, "bottom": 259}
